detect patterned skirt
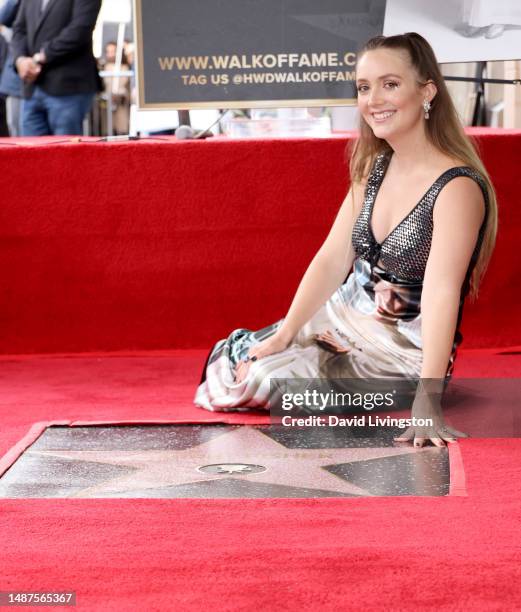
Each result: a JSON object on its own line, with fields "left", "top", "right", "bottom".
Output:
{"left": 194, "top": 258, "right": 431, "bottom": 412}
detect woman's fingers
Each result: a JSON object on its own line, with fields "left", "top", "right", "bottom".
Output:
{"left": 234, "top": 359, "right": 250, "bottom": 383}
{"left": 429, "top": 436, "right": 446, "bottom": 448}
{"left": 416, "top": 426, "right": 449, "bottom": 448}
{"left": 439, "top": 430, "right": 457, "bottom": 443}
{"left": 235, "top": 345, "right": 262, "bottom": 383}
{"left": 394, "top": 426, "right": 415, "bottom": 442}
{"left": 443, "top": 425, "right": 468, "bottom": 438}
{"left": 395, "top": 426, "right": 459, "bottom": 448}
{"left": 237, "top": 366, "right": 250, "bottom": 383}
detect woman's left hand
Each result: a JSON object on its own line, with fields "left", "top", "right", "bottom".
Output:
{"left": 394, "top": 418, "right": 468, "bottom": 448}
{"left": 394, "top": 388, "right": 468, "bottom": 448}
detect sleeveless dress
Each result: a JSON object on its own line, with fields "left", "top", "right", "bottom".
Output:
{"left": 194, "top": 150, "right": 489, "bottom": 412}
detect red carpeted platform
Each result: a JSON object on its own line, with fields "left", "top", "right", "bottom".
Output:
{"left": 0, "top": 131, "right": 520, "bottom": 610}
{"left": 0, "top": 129, "right": 520, "bottom": 353}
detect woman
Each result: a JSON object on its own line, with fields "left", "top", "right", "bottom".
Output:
{"left": 194, "top": 32, "right": 497, "bottom": 448}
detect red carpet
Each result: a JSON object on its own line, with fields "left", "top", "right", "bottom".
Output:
{"left": 1, "top": 350, "right": 520, "bottom": 610}
{"left": 1, "top": 347, "right": 519, "bottom": 469}
{"left": 1, "top": 440, "right": 520, "bottom": 612}
{"left": 1, "top": 131, "right": 520, "bottom": 609}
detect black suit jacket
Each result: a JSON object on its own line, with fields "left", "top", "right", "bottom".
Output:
{"left": 12, "top": 0, "right": 102, "bottom": 98}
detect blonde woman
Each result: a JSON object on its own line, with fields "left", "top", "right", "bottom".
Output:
{"left": 195, "top": 32, "right": 497, "bottom": 448}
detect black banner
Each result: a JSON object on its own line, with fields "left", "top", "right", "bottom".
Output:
{"left": 134, "top": 0, "right": 386, "bottom": 109}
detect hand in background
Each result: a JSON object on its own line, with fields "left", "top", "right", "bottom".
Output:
{"left": 15, "top": 57, "right": 41, "bottom": 82}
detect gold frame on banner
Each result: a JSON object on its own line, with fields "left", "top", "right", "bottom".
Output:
{"left": 133, "top": 0, "right": 357, "bottom": 110}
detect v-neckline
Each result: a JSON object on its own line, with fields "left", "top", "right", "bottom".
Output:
{"left": 368, "top": 151, "right": 471, "bottom": 247}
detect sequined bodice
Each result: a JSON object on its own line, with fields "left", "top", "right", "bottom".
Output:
{"left": 352, "top": 151, "right": 489, "bottom": 283}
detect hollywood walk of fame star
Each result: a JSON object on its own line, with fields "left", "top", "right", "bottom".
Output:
{"left": 27, "top": 426, "right": 427, "bottom": 498}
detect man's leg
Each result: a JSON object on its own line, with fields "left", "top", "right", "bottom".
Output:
{"left": 0, "top": 96, "right": 9, "bottom": 137}
{"left": 6, "top": 97, "right": 22, "bottom": 137}
{"left": 44, "top": 92, "right": 95, "bottom": 136}
{"left": 21, "top": 88, "right": 51, "bottom": 136}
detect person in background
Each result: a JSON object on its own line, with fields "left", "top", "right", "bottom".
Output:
{"left": 102, "top": 40, "right": 130, "bottom": 135}
{"left": 0, "top": 0, "right": 23, "bottom": 136}
{"left": 103, "top": 40, "right": 116, "bottom": 66}
{"left": 0, "top": 26, "right": 8, "bottom": 135}
{"left": 124, "top": 40, "right": 134, "bottom": 71}
{"left": 11, "top": 0, "right": 102, "bottom": 136}
{"left": 124, "top": 41, "right": 137, "bottom": 106}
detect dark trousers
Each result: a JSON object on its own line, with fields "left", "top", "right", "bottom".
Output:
{"left": 0, "top": 95, "right": 9, "bottom": 136}
{"left": 21, "top": 86, "right": 94, "bottom": 136}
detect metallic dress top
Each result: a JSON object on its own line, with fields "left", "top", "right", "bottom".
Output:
{"left": 351, "top": 151, "right": 489, "bottom": 289}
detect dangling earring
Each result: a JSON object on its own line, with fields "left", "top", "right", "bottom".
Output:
{"left": 423, "top": 99, "right": 431, "bottom": 119}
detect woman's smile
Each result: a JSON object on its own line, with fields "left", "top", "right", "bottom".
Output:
{"left": 371, "top": 110, "right": 397, "bottom": 123}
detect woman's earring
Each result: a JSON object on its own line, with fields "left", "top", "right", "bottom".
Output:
{"left": 423, "top": 99, "right": 431, "bottom": 119}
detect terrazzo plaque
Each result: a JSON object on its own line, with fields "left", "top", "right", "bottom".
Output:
{"left": 0, "top": 425, "right": 450, "bottom": 498}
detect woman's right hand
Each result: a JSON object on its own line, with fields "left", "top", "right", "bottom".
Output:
{"left": 235, "top": 331, "right": 292, "bottom": 383}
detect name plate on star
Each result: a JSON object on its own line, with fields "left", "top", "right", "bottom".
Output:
{"left": 133, "top": 0, "right": 386, "bottom": 109}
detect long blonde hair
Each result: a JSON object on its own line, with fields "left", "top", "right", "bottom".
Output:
{"left": 348, "top": 32, "right": 497, "bottom": 298}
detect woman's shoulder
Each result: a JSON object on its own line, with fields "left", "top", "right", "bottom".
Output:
{"left": 439, "top": 155, "right": 488, "bottom": 200}
{"left": 434, "top": 153, "right": 479, "bottom": 176}
{"left": 412, "top": 154, "right": 485, "bottom": 199}
{"left": 433, "top": 164, "right": 487, "bottom": 226}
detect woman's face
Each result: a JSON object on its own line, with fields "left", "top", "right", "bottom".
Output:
{"left": 356, "top": 48, "right": 434, "bottom": 139}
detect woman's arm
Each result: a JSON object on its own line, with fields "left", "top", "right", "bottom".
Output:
{"left": 277, "top": 182, "right": 365, "bottom": 342}
{"left": 397, "top": 175, "right": 486, "bottom": 446}
{"left": 235, "top": 180, "right": 365, "bottom": 382}
{"left": 421, "top": 176, "right": 485, "bottom": 378}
